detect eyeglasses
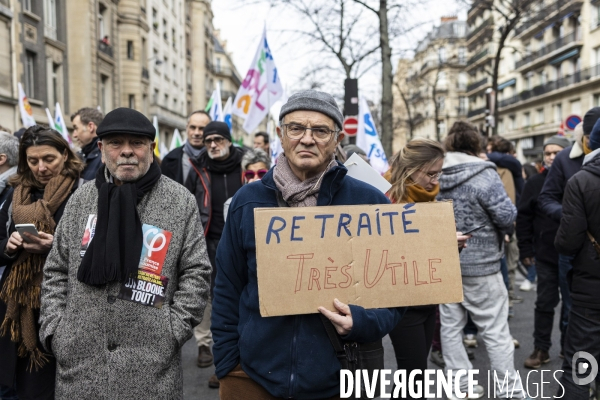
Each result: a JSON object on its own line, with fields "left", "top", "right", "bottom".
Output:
{"left": 282, "top": 124, "right": 337, "bottom": 143}
{"left": 544, "top": 151, "right": 560, "bottom": 157}
{"left": 204, "top": 136, "right": 225, "bottom": 146}
{"left": 422, "top": 170, "right": 443, "bottom": 181}
{"left": 244, "top": 169, "right": 268, "bottom": 180}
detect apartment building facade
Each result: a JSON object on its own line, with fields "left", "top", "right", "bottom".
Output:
{"left": 395, "top": 17, "right": 469, "bottom": 144}
{"left": 467, "top": 0, "right": 600, "bottom": 161}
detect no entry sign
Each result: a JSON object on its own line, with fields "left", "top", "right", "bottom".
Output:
{"left": 343, "top": 116, "right": 359, "bottom": 136}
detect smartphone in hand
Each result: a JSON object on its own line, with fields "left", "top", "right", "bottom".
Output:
{"left": 15, "top": 224, "right": 40, "bottom": 243}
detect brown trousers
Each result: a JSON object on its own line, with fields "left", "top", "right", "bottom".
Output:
{"left": 219, "top": 364, "right": 342, "bottom": 400}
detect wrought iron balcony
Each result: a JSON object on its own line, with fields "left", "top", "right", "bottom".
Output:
{"left": 467, "top": 107, "right": 486, "bottom": 118}
{"left": 515, "top": 30, "right": 580, "bottom": 70}
{"left": 98, "top": 41, "right": 113, "bottom": 57}
{"left": 467, "top": 17, "right": 493, "bottom": 42}
{"left": 467, "top": 77, "right": 488, "bottom": 92}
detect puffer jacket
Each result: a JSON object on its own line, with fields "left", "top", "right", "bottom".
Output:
{"left": 555, "top": 153, "right": 600, "bottom": 309}
{"left": 437, "top": 152, "right": 517, "bottom": 277}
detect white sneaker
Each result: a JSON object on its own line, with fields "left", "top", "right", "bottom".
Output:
{"left": 463, "top": 333, "right": 478, "bottom": 348}
{"left": 520, "top": 279, "right": 533, "bottom": 291}
{"left": 449, "top": 384, "right": 484, "bottom": 399}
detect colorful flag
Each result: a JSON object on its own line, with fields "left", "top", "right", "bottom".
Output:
{"left": 169, "top": 128, "right": 183, "bottom": 151}
{"left": 152, "top": 116, "right": 160, "bottom": 158}
{"left": 233, "top": 27, "right": 284, "bottom": 134}
{"left": 54, "top": 103, "right": 73, "bottom": 147}
{"left": 357, "top": 96, "right": 388, "bottom": 175}
{"left": 223, "top": 97, "right": 233, "bottom": 130}
{"left": 18, "top": 82, "right": 36, "bottom": 128}
{"left": 206, "top": 84, "right": 224, "bottom": 122}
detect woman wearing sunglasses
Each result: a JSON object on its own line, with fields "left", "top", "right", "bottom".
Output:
{"left": 224, "top": 148, "right": 271, "bottom": 220}
{"left": 386, "top": 138, "right": 471, "bottom": 399}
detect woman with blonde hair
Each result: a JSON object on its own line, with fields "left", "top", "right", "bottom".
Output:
{"left": 387, "top": 138, "right": 469, "bottom": 399}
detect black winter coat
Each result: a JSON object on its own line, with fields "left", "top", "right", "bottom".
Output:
{"left": 539, "top": 145, "right": 584, "bottom": 223}
{"left": 516, "top": 169, "right": 560, "bottom": 266}
{"left": 160, "top": 146, "right": 185, "bottom": 185}
{"left": 555, "top": 155, "right": 600, "bottom": 309}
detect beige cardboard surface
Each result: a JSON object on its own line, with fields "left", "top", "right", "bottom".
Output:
{"left": 255, "top": 202, "right": 464, "bottom": 317}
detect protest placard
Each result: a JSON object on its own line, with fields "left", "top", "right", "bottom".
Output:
{"left": 255, "top": 202, "right": 463, "bottom": 317}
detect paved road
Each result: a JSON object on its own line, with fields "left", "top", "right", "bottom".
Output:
{"left": 182, "top": 273, "right": 565, "bottom": 399}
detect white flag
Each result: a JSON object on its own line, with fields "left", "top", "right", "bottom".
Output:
{"left": 45, "top": 108, "right": 55, "bottom": 128}
{"left": 233, "top": 27, "right": 284, "bottom": 134}
{"left": 18, "top": 82, "right": 36, "bottom": 128}
{"left": 54, "top": 103, "right": 73, "bottom": 147}
{"left": 223, "top": 97, "right": 233, "bottom": 130}
{"left": 160, "top": 142, "right": 169, "bottom": 159}
{"left": 169, "top": 128, "right": 183, "bottom": 151}
{"left": 357, "top": 97, "right": 388, "bottom": 175}
{"left": 207, "top": 83, "right": 224, "bottom": 122}
{"left": 270, "top": 133, "right": 284, "bottom": 166}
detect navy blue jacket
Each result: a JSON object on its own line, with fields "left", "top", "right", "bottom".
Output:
{"left": 79, "top": 137, "right": 102, "bottom": 181}
{"left": 211, "top": 164, "right": 404, "bottom": 399}
{"left": 538, "top": 146, "right": 584, "bottom": 223}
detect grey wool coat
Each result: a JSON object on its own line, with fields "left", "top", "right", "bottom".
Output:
{"left": 39, "top": 176, "right": 211, "bottom": 400}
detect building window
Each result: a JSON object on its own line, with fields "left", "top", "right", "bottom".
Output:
{"left": 554, "top": 64, "right": 562, "bottom": 80}
{"left": 25, "top": 51, "right": 36, "bottom": 98}
{"left": 437, "top": 95, "right": 445, "bottom": 111}
{"left": 164, "top": 94, "right": 168, "bottom": 107}
{"left": 215, "top": 57, "right": 221, "bottom": 73}
{"left": 571, "top": 99, "right": 581, "bottom": 115}
{"left": 554, "top": 103, "right": 562, "bottom": 123}
{"left": 538, "top": 70, "right": 547, "bottom": 86}
{"left": 509, "top": 115, "right": 516, "bottom": 130}
{"left": 98, "top": 3, "right": 107, "bottom": 40}
{"left": 458, "top": 72, "right": 467, "bottom": 91}
{"left": 47, "top": 60, "right": 62, "bottom": 107}
{"left": 152, "top": 8, "right": 158, "bottom": 30}
{"left": 438, "top": 121, "right": 446, "bottom": 136}
{"left": 498, "top": 119, "right": 504, "bottom": 134}
{"left": 153, "top": 89, "right": 159, "bottom": 104}
{"left": 593, "top": 47, "right": 600, "bottom": 67}
{"left": 100, "top": 74, "right": 109, "bottom": 112}
{"left": 142, "top": 94, "right": 147, "bottom": 115}
{"left": 438, "top": 47, "right": 446, "bottom": 63}
{"left": 524, "top": 112, "right": 530, "bottom": 127}
{"left": 128, "top": 94, "right": 135, "bottom": 109}
{"left": 437, "top": 71, "right": 447, "bottom": 87}
{"left": 458, "top": 47, "right": 466, "bottom": 64}
{"left": 23, "top": 0, "right": 32, "bottom": 12}
{"left": 127, "top": 41, "right": 134, "bottom": 60}
{"left": 43, "top": 0, "right": 58, "bottom": 40}
{"left": 537, "top": 108, "right": 544, "bottom": 124}
{"left": 594, "top": 94, "right": 600, "bottom": 107}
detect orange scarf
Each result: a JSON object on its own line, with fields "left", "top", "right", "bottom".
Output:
{"left": 402, "top": 182, "right": 439, "bottom": 203}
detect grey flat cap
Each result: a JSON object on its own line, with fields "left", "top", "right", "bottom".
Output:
{"left": 279, "top": 90, "right": 343, "bottom": 130}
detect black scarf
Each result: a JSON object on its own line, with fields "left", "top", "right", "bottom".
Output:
{"left": 77, "top": 161, "right": 162, "bottom": 286}
{"left": 199, "top": 145, "right": 244, "bottom": 174}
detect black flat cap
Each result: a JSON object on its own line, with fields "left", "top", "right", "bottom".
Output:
{"left": 96, "top": 108, "right": 155, "bottom": 140}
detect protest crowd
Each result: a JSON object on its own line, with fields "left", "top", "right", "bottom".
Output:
{"left": 1, "top": 67, "right": 600, "bottom": 400}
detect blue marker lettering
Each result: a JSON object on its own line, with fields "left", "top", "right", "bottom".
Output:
{"left": 266, "top": 216, "right": 286, "bottom": 244}
{"left": 290, "top": 216, "right": 305, "bottom": 241}
{"left": 314, "top": 214, "right": 335, "bottom": 238}
{"left": 357, "top": 213, "right": 372, "bottom": 236}
{"left": 381, "top": 211, "right": 399, "bottom": 235}
{"left": 337, "top": 214, "right": 352, "bottom": 237}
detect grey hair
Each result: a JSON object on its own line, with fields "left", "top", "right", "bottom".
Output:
{"left": 242, "top": 148, "right": 271, "bottom": 170}
{"left": 0, "top": 132, "right": 19, "bottom": 166}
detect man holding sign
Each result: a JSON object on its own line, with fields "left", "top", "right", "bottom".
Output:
{"left": 212, "top": 90, "right": 405, "bottom": 398}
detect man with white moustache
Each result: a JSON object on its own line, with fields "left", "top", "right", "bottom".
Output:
{"left": 184, "top": 120, "right": 244, "bottom": 388}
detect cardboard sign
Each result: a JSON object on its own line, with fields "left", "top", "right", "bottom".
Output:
{"left": 255, "top": 202, "right": 463, "bottom": 317}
